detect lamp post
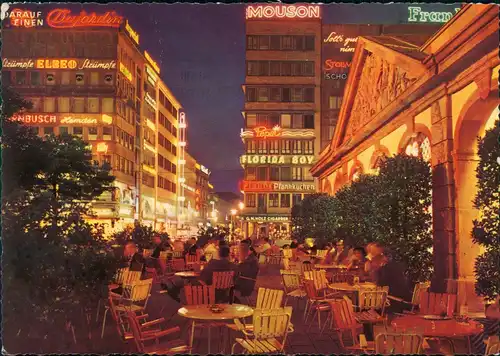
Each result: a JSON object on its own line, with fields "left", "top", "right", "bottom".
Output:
{"left": 230, "top": 208, "right": 237, "bottom": 241}
{"left": 238, "top": 201, "right": 244, "bottom": 238}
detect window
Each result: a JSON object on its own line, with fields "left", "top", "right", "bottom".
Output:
{"left": 281, "top": 140, "right": 291, "bottom": 154}
{"left": 304, "top": 61, "right": 314, "bottom": 76}
{"left": 270, "top": 61, "right": 280, "bottom": 76}
{"left": 246, "top": 113, "right": 257, "bottom": 127}
{"left": 247, "top": 61, "right": 260, "bottom": 76}
{"left": 304, "top": 114, "right": 314, "bottom": 129}
{"left": 304, "top": 168, "right": 314, "bottom": 181}
{"left": 246, "top": 167, "right": 256, "bottom": 180}
{"left": 269, "top": 140, "right": 279, "bottom": 154}
{"left": 304, "top": 87, "right": 314, "bottom": 102}
{"left": 246, "top": 140, "right": 256, "bottom": 154}
{"left": 257, "top": 140, "right": 267, "bottom": 154}
{"left": 46, "top": 72, "right": 56, "bottom": 85}
{"left": 88, "top": 127, "right": 98, "bottom": 139}
{"left": 61, "top": 71, "right": 70, "bottom": 85}
{"left": 270, "top": 167, "right": 280, "bottom": 181}
{"left": 59, "top": 126, "right": 69, "bottom": 135}
{"left": 73, "top": 127, "right": 83, "bottom": 136}
{"left": 43, "top": 97, "right": 55, "bottom": 112}
{"left": 257, "top": 87, "right": 269, "bottom": 102}
{"left": 292, "top": 167, "right": 303, "bottom": 181}
{"left": 246, "top": 193, "right": 256, "bottom": 208}
{"left": 281, "top": 62, "right": 291, "bottom": 76}
{"left": 30, "top": 71, "right": 41, "bottom": 85}
{"left": 247, "top": 36, "right": 259, "bottom": 50}
{"left": 292, "top": 140, "right": 302, "bottom": 154}
{"left": 29, "top": 97, "right": 42, "bottom": 112}
{"left": 282, "top": 36, "right": 293, "bottom": 50}
{"left": 329, "top": 96, "right": 342, "bottom": 110}
{"left": 15, "top": 71, "right": 27, "bottom": 85}
{"left": 270, "top": 87, "right": 281, "bottom": 102}
{"left": 304, "top": 140, "right": 314, "bottom": 155}
{"left": 280, "top": 193, "right": 291, "bottom": 208}
{"left": 292, "top": 114, "right": 303, "bottom": 129}
{"left": 281, "top": 114, "right": 291, "bottom": 128}
{"left": 257, "top": 167, "right": 267, "bottom": 180}
{"left": 246, "top": 87, "right": 256, "bottom": 102}
{"left": 282, "top": 88, "right": 291, "bottom": 102}
{"left": 2, "top": 71, "right": 12, "bottom": 86}
{"left": 305, "top": 36, "right": 315, "bottom": 51}
{"left": 58, "top": 97, "right": 70, "bottom": 112}
{"left": 259, "top": 36, "right": 270, "bottom": 50}
{"left": 43, "top": 126, "right": 54, "bottom": 135}
{"left": 281, "top": 167, "right": 291, "bottom": 181}
{"left": 73, "top": 98, "right": 85, "bottom": 113}
{"left": 88, "top": 97, "right": 99, "bottom": 113}
{"left": 292, "top": 193, "right": 302, "bottom": 206}
{"left": 292, "top": 88, "right": 302, "bottom": 102}
{"left": 103, "top": 126, "right": 112, "bottom": 140}
{"left": 270, "top": 36, "right": 280, "bottom": 50}
{"left": 102, "top": 98, "right": 114, "bottom": 113}
{"left": 90, "top": 72, "right": 99, "bottom": 85}
{"left": 269, "top": 193, "right": 279, "bottom": 208}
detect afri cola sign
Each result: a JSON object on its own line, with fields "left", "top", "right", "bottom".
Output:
{"left": 246, "top": 5, "right": 320, "bottom": 19}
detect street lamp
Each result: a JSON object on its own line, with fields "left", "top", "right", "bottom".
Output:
{"left": 230, "top": 209, "right": 238, "bottom": 240}
{"left": 238, "top": 202, "right": 244, "bottom": 211}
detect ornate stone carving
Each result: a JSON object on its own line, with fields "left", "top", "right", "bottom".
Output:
{"left": 347, "top": 53, "right": 417, "bottom": 138}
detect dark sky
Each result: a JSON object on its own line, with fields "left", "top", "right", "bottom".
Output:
{"left": 27, "top": 3, "right": 459, "bottom": 193}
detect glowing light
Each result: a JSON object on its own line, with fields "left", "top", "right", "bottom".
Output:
{"left": 179, "top": 142, "right": 186, "bottom": 147}
{"left": 96, "top": 142, "right": 108, "bottom": 153}
{"left": 246, "top": 5, "right": 320, "bottom": 19}
{"left": 125, "top": 20, "right": 139, "bottom": 44}
{"left": 144, "top": 51, "right": 160, "bottom": 74}
{"left": 178, "top": 196, "right": 186, "bottom": 202}
{"left": 178, "top": 159, "right": 186, "bottom": 165}
{"left": 407, "top": 6, "right": 460, "bottom": 23}
{"left": 254, "top": 126, "right": 282, "bottom": 139}
{"left": 231, "top": 209, "right": 238, "bottom": 216}
{"left": 7, "top": 9, "right": 43, "bottom": 27}
{"left": 101, "top": 114, "right": 113, "bottom": 125}
{"left": 144, "top": 141, "right": 156, "bottom": 153}
{"left": 179, "top": 122, "right": 187, "bottom": 128}
{"left": 146, "top": 119, "right": 156, "bottom": 131}
{"left": 46, "top": 9, "right": 123, "bottom": 29}
{"left": 238, "top": 202, "right": 244, "bottom": 210}
{"left": 120, "top": 62, "right": 132, "bottom": 82}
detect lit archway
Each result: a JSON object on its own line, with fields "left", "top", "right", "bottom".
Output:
{"left": 323, "top": 179, "right": 332, "bottom": 195}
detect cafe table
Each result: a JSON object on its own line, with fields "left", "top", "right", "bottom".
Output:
{"left": 328, "top": 282, "right": 377, "bottom": 305}
{"left": 175, "top": 271, "right": 200, "bottom": 279}
{"left": 178, "top": 304, "right": 254, "bottom": 354}
{"left": 391, "top": 314, "right": 483, "bottom": 353}
{"left": 314, "top": 264, "right": 348, "bottom": 270}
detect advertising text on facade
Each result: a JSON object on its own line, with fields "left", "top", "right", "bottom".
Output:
{"left": 46, "top": 9, "right": 123, "bottom": 28}
{"left": 242, "top": 181, "right": 316, "bottom": 192}
{"left": 323, "top": 60, "right": 351, "bottom": 71}
{"left": 144, "top": 51, "right": 161, "bottom": 74}
{"left": 246, "top": 5, "right": 320, "bottom": 19}
{"left": 12, "top": 113, "right": 113, "bottom": 125}
{"left": 7, "top": 9, "right": 43, "bottom": 27}
{"left": 120, "top": 62, "right": 133, "bottom": 82}
{"left": 125, "top": 20, "right": 139, "bottom": 44}
{"left": 407, "top": 6, "right": 460, "bottom": 23}
{"left": 323, "top": 32, "right": 359, "bottom": 52}
{"left": 240, "top": 155, "right": 315, "bottom": 165}
{"left": 254, "top": 126, "right": 282, "bottom": 139}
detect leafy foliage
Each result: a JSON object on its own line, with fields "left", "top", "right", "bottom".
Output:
{"left": 2, "top": 90, "right": 120, "bottom": 352}
{"left": 197, "top": 225, "right": 230, "bottom": 247}
{"left": 472, "top": 120, "right": 500, "bottom": 300}
{"left": 291, "top": 193, "right": 327, "bottom": 242}
{"left": 112, "top": 223, "right": 170, "bottom": 250}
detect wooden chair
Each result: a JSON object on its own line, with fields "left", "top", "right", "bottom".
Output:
{"left": 301, "top": 261, "right": 314, "bottom": 273}
{"left": 326, "top": 296, "right": 374, "bottom": 352}
{"left": 185, "top": 254, "right": 199, "bottom": 268}
{"left": 282, "top": 248, "right": 293, "bottom": 270}
{"left": 485, "top": 335, "right": 500, "bottom": 355}
{"left": 316, "top": 249, "right": 328, "bottom": 259}
{"left": 355, "top": 289, "right": 388, "bottom": 325}
{"left": 410, "top": 282, "right": 430, "bottom": 312}
{"left": 255, "top": 287, "right": 284, "bottom": 310}
{"left": 127, "top": 311, "right": 190, "bottom": 354}
{"left": 211, "top": 271, "right": 235, "bottom": 303}
{"left": 169, "top": 258, "right": 187, "bottom": 272}
{"left": 419, "top": 291, "right": 456, "bottom": 316}
{"left": 303, "top": 279, "right": 338, "bottom": 331}
{"left": 304, "top": 270, "right": 330, "bottom": 293}
{"left": 330, "top": 271, "right": 355, "bottom": 284}
{"left": 375, "top": 332, "right": 423, "bottom": 354}
{"left": 184, "top": 284, "right": 216, "bottom": 305}
{"left": 172, "top": 250, "right": 184, "bottom": 259}
{"left": 281, "top": 270, "right": 307, "bottom": 308}
{"left": 231, "top": 307, "right": 293, "bottom": 354}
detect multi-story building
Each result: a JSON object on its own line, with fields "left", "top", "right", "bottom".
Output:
{"left": 195, "top": 162, "right": 211, "bottom": 223}
{"left": 1, "top": 6, "right": 181, "bottom": 235}
{"left": 241, "top": 4, "right": 322, "bottom": 238}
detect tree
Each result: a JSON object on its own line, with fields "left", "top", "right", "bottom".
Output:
{"left": 2, "top": 89, "right": 120, "bottom": 352}
{"left": 112, "top": 222, "right": 170, "bottom": 250}
{"left": 472, "top": 120, "right": 500, "bottom": 301}
{"left": 291, "top": 193, "right": 326, "bottom": 242}
{"left": 197, "top": 225, "right": 230, "bottom": 246}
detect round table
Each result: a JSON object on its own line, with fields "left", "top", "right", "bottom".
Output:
{"left": 175, "top": 271, "right": 200, "bottom": 278}
{"left": 178, "top": 304, "right": 254, "bottom": 353}
{"left": 328, "top": 282, "right": 376, "bottom": 292}
{"left": 391, "top": 315, "right": 483, "bottom": 353}
{"left": 315, "top": 264, "right": 348, "bottom": 270}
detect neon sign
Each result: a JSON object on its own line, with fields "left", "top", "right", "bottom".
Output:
{"left": 323, "top": 32, "right": 358, "bottom": 52}
{"left": 407, "top": 7, "right": 460, "bottom": 23}
{"left": 144, "top": 51, "right": 160, "bottom": 74}
{"left": 254, "top": 126, "right": 282, "bottom": 139}
{"left": 7, "top": 9, "right": 43, "bottom": 27}
{"left": 46, "top": 9, "right": 123, "bottom": 28}
{"left": 323, "top": 60, "right": 351, "bottom": 71}
{"left": 242, "top": 181, "right": 316, "bottom": 192}
{"left": 241, "top": 128, "right": 314, "bottom": 139}
{"left": 32, "top": 58, "right": 117, "bottom": 70}
{"left": 36, "top": 59, "right": 77, "bottom": 69}
{"left": 324, "top": 73, "right": 348, "bottom": 80}
{"left": 96, "top": 143, "right": 109, "bottom": 153}
{"left": 120, "top": 63, "right": 133, "bottom": 82}
{"left": 145, "top": 93, "right": 157, "bottom": 109}
{"left": 242, "top": 215, "right": 289, "bottom": 222}
{"left": 246, "top": 5, "right": 320, "bottom": 19}
{"left": 2, "top": 58, "right": 35, "bottom": 69}
{"left": 240, "top": 155, "right": 315, "bottom": 165}
{"left": 11, "top": 113, "right": 112, "bottom": 125}
{"left": 125, "top": 20, "right": 139, "bottom": 44}
{"left": 200, "top": 165, "right": 210, "bottom": 175}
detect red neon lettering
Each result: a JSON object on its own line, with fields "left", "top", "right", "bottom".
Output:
{"left": 323, "top": 60, "right": 351, "bottom": 71}
{"left": 46, "top": 9, "right": 123, "bottom": 29}
{"left": 254, "top": 126, "right": 282, "bottom": 139}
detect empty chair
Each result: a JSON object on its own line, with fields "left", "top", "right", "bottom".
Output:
{"left": 355, "top": 289, "right": 388, "bottom": 325}
{"left": 184, "top": 284, "right": 216, "bottom": 306}
{"left": 255, "top": 287, "right": 284, "bottom": 310}
{"left": 375, "top": 332, "right": 423, "bottom": 354}
{"left": 281, "top": 270, "right": 307, "bottom": 308}
{"left": 419, "top": 291, "right": 456, "bottom": 316}
{"left": 304, "top": 270, "right": 330, "bottom": 292}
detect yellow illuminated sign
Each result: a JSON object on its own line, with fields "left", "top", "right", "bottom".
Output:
{"left": 144, "top": 51, "right": 160, "bottom": 74}
{"left": 125, "top": 20, "right": 139, "bottom": 44}
{"left": 96, "top": 142, "right": 109, "bottom": 153}
{"left": 119, "top": 62, "right": 132, "bottom": 82}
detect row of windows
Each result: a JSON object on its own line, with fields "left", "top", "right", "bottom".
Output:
{"left": 246, "top": 113, "right": 314, "bottom": 129}
{"left": 115, "top": 155, "right": 135, "bottom": 177}
{"left": 31, "top": 125, "right": 113, "bottom": 138}
{"left": 158, "top": 133, "right": 177, "bottom": 156}
{"left": 26, "top": 96, "right": 114, "bottom": 114}
{"left": 245, "top": 193, "right": 306, "bottom": 208}
{"left": 143, "top": 172, "right": 155, "bottom": 188}
{"left": 329, "top": 96, "right": 343, "bottom": 110}
{"left": 3, "top": 31, "right": 116, "bottom": 58}
{"left": 246, "top": 86, "right": 315, "bottom": 103}
{"left": 158, "top": 154, "right": 177, "bottom": 175}
{"left": 159, "top": 90, "right": 178, "bottom": 119}
{"left": 116, "top": 99, "right": 137, "bottom": 126}
{"left": 247, "top": 61, "right": 314, "bottom": 77}
{"left": 116, "top": 70, "right": 137, "bottom": 104}
{"left": 144, "top": 126, "right": 156, "bottom": 146}
{"left": 116, "top": 128, "right": 135, "bottom": 151}
{"left": 247, "top": 35, "right": 315, "bottom": 51}
{"left": 246, "top": 140, "right": 314, "bottom": 155}
{"left": 159, "top": 112, "right": 178, "bottom": 138}
{"left": 4, "top": 70, "right": 114, "bottom": 87}
{"left": 245, "top": 166, "right": 314, "bottom": 181}
{"left": 119, "top": 48, "right": 138, "bottom": 84}
{"left": 158, "top": 176, "right": 177, "bottom": 194}
{"left": 143, "top": 151, "right": 156, "bottom": 168}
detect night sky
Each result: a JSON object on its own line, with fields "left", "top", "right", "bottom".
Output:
{"left": 22, "top": 3, "right": 460, "bottom": 193}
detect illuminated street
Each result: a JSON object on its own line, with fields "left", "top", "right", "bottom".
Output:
{"left": 1, "top": 3, "right": 499, "bottom": 355}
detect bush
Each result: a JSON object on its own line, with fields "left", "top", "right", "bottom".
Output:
{"left": 112, "top": 223, "right": 170, "bottom": 250}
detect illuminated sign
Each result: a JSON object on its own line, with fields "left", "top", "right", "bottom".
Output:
{"left": 408, "top": 7, "right": 460, "bottom": 23}
{"left": 323, "top": 60, "right": 351, "bottom": 71}
{"left": 182, "top": 183, "right": 196, "bottom": 193}
{"left": 144, "top": 51, "right": 160, "bottom": 74}
{"left": 254, "top": 126, "right": 282, "bottom": 139}
{"left": 145, "top": 93, "right": 157, "bottom": 109}
{"left": 246, "top": 5, "right": 320, "bottom": 19}
{"left": 240, "top": 155, "right": 315, "bottom": 165}
{"left": 242, "top": 181, "right": 316, "bottom": 192}
{"left": 12, "top": 113, "right": 112, "bottom": 125}
{"left": 33, "top": 58, "right": 116, "bottom": 70}
{"left": 96, "top": 142, "right": 109, "bottom": 153}
{"left": 125, "top": 20, "right": 139, "bottom": 44}
{"left": 7, "top": 9, "right": 43, "bottom": 27}
{"left": 200, "top": 165, "right": 210, "bottom": 175}
{"left": 323, "top": 32, "right": 358, "bottom": 52}
{"left": 324, "top": 73, "right": 348, "bottom": 80}
{"left": 46, "top": 9, "right": 123, "bottom": 29}
{"left": 241, "top": 128, "right": 314, "bottom": 139}
{"left": 120, "top": 62, "right": 133, "bottom": 82}
{"left": 242, "top": 215, "right": 290, "bottom": 222}
{"left": 2, "top": 59, "right": 35, "bottom": 69}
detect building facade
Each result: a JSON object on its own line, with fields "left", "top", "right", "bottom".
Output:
{"left": 2, "top": 7, "right": 181, "bottom": 236}
{"left": 311, "top": 4, "right": 499, "bottom": 309}
{"left": 241, "top": 4, "right": 322, "bottom": 238}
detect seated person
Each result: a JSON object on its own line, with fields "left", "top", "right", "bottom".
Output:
{"left": 199, "top": 245, "right": 236, "bottom": 302}
{"left": 183, "top": 237, "right": 198, "bottom": 256}
{"left": 233, "top": 243, "right": 259, "bottom": 303}
{"left": 346, "top": 247, "right": 367, "bottom": 270}
{"left": 112, "top": 241, "right": 145, "bottom": 295}
{"left": 241, "top": 238, "right": 257, "bottom": 257}
{"left": 332, "top": 240, "right": 350, "bottom": 265}
{"left": 290, "top": 239, "right": 299, "bottom": 249}
{"left": 204, "top": 238, "right": 219, "bottom": 260}
{"left": 147, "top": 234, "right": 167, "bottom": 272}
